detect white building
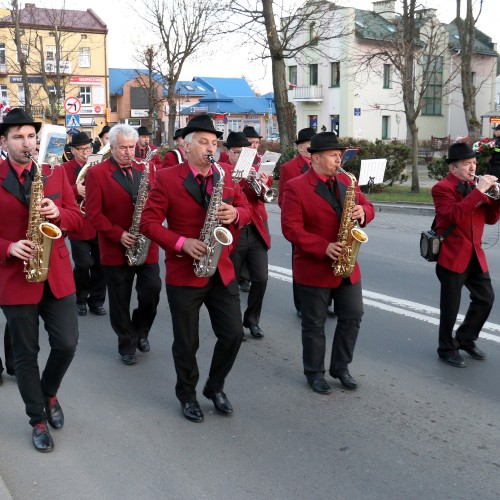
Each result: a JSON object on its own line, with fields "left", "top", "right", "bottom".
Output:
{"left": 286, "top": 0, "right": 498, "bottom": 142}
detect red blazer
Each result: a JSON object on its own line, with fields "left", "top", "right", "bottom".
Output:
{"left": 0, "top": 160, "right": 83, "bottom": 304}
{"left": 432, "top": 172, "right": 500, "bottom": 273}
{"left": 140, "top": 160, "right": 252, "bottom": 287}
{"left": 218, "top": 150, "right": 230, "bottom": 164}
{"left": 281, "top": 168, "right": 374, "bottom": 288}
{"left": 278, "top": 154, "right": 310, "bottom": 207}
{"left": 61, "top": 158, "right": 97, "bottom": 240}
{"left": 159, "top": 149, "right": 185, "bottom": 169}
{"left": 85, "top": 157, "right": 159, "bottom": 266}
{"left": 135, "top": 144, "right": 162, "bottom": 166}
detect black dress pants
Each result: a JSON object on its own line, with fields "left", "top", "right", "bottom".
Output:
{"left": 298, "top": 280, "right": 363, "bottom": 380}
{"left": 103, "top": 263, "right": 161, "bottom": 356}
{"left": 1, "top": 285, "right": 78, "bottom": 426}
{"left": 0, "top": 324, "right": 14, "bottom": 376}
{"left": 70, "top": 238, "right": 106, "bottom": 308}
{"left": 230, "top": 224, "right": 268, "bottom": 328}
{"left": 166, "top": 273, "right": 243, "bottom": 404}
{"left": 436, "top": 253, "right": 494, "bottom": 357}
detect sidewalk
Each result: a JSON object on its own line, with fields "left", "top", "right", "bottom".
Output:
{"left": 0, "top": 477, "right": 12, "bottom": 500}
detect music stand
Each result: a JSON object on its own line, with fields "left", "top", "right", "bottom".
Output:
{"left": 358, "top": 159, "right": 387, "bottom": 192}
{"left": 341, "top": 147, "right": 360, "bottom": 167}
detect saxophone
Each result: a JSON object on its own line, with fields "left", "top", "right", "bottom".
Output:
{"left": 24, "top": 153, "right": 63, "bottom": 283}
{"left": 332, "top": 166, "right": 368, "bottom": 278}
{"left": 125, "top": 151, "right": 156, "bottom": 266}
{"left": 194, "top": 156, "right": 234, "bottom": 278}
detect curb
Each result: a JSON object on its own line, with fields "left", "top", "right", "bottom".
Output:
{"left": 0, "top": 476, "right": 12, "bottom": 500}
{"left": 372, "top": 202, "right": 435, "bottom": 216}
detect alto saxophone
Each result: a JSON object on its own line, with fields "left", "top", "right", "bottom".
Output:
{"left": 332, "top": 166, "right": 368, "bottom": 278}
{"left": 24, "top": 153, "right": 62, "bottom": 283}
{"left": 194, "top": 156, "right": 233, "bottom": 278}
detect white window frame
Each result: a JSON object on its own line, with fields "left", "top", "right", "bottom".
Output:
{"left": 79, "top": 47, "right": 90, "bottom": 68}
{"left": 46, "top": 45, "right": 55, "bottom": 62}
{"left": 79, "top": 86, "right": 91, "bottom": 105}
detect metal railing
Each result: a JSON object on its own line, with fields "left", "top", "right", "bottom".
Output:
{"left": 289, "top": 85, "right": 323, "bottom": 100}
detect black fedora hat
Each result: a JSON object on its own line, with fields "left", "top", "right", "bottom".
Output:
{"left": 173, "top": 128, "right": 184, "bottom": 139}
{"left": 181, "top": 114, "right": 223, "bottom": 139}
{"left": 493, "top": 124, "right": 500, "bottom": 131}
{"left": 446, "top": 142, "right": 476, "bottom": 164}
{"left": 98, "top": 125, "right": 110, "bottom": 138}
{"left": 223, "top": 131, "right": 251, "bottom": 148}
{"left": 70, "top": 132, "right": 92, "bottom": 147}
{"left": 242, "top": 126, "right": 262, "bottom": 139}
{"left": 0, "top": 107, "right": 42, "bottom": 136}
{"left": 137, "top": 126, "right": 151, "bottom": 136}
{"left": 295, "top": 127, "right": 316, "bottom": 145}
{"left": 307, "top": 132, "right": 346, "bottom": 153}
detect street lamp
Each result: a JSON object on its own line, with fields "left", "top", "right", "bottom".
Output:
{"left": 176, "top": 86, "right": 181, "bottom": 129}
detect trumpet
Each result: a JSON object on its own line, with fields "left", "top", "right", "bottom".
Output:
{"left": 247, "top": 167, "right": 277, "bottom": 203}
{"left": 472, "top": 174, "right": 500, "bottom": 200}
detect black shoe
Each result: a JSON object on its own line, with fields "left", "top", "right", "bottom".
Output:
{"left": 248, "top": 325, "right": 264, "bottom": 338}
{"left": 203, "top": 387, "right": 233, "bottom": 414}
{"left": 76, "top": 303, "right": 87, "bottom": 316}
{"left": 0, "top": 373, "right": 3, "bottom": 385}
{"left": 327, "top": 306, "right": 337, "bottom": 318}
{"left": 121, "top": 354, "right": 137, "bottom": 365}
{"left": 6, "top": 367, "right": 15, "bottom": 376}
{"left": 331, "top": 372, "right": 358, "bottom": 390}
{"left": 459, "top": 345, "right": 486, "bottom": 360}
{"left": 137, "top": 339, "right": 150, "bottom": 352}
{"left": 439, "top": 354, "right": 467, "bottom": 368}
{"left": 239, "top": 280, "right": 250, "bottom": 292}
{"left": 89, "top": 306, "right": 106, "bottom": 316}
{"left": 32, "top": 422, "right": 54, "bottom": 453}
{"left": 182, "top": 401, "right": 204, "bottom": 422}
{"left": 45, "top": 395, "right": 64, "bottom": 429}
{"left": 307, "top": 378, "right": 332, "bottom": 395}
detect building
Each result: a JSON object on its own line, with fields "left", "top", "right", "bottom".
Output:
{"left": 0, "top": 3, "right": 108, "bottom": 139}
{"left": 286, "top": 0, "right": 498, "bottom": 142}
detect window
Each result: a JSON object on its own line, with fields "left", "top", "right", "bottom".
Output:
{"left": 289, "top": 65, "right": 297, "bottom": 86}
{"left": 308, "top": 114, "right": 318, "bottom": 131}
{"left": 422, "top": 56, "right": 443, "bottom": 116}
{"left": 18, "top": 85, "right": 25, "bottom": 106}
{"left": 382, "top": 116, "right": 390, "bottom": 140}
{"left": 309, "top": 64, "right": 318, "bottom": 86}
{"left": 330, "top": 115, "right": 339, "bottom": 135}
{"left": 330, "top": 62, "right": 340, "bottom": 87}
{"left": 110, "top": 95, "right": 118, "bottom": 112}
{"left": 383, "top": 64, "right": 392, "bottom": 88}
{"left": 0, "top": 85, "right": 7, "bottom": 101}
{"left": 46, "top": 45, "right": 55, "bottom": 62}
{"left": 0, "top": 44, "right": 5, "bottom": 65}
{"left": 79, "top": 47, "right": 90, "bottom": 68}
{"left": 78, "top": 86, "right": 91, "bottom": 105}
{"left": 17, "top": 43, "right": 29, "bottom": 64}
{"left": 309, "top": 22, "right": 318, "bottom": 45}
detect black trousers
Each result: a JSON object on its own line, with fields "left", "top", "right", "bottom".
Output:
{"left": 230, "top": 224, "right": 268, "bottom": 327}
{"left": 298, "top": 280, "right": 363, "bottom": 380}
{"left": 70, "top": 238, "right": 106, "bottom": 308}
{"left": 103, "top": 263, "right": 161, "bottom": 356}
{"left": 1, "top": 285, "right": 78, "bottom": 426}
{"left": 166, "top": 273, "right": 243, "bottom": 404}
{"left": 0, "top": 324, "right": 14, "bottom": 376}
{"left": 436, "top": 253, "right": 494, "bottom": 356}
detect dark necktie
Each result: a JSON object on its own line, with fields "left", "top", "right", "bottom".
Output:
{"left": 326, "top": 178, "right": 342, "bottom": 218}
{"left": 22, "top": 168, "right": 33, "bottom": 202}
{"left": 123, "top": 167, "right": 133, "bottom": 185}
{"left": 457, "top": 181, "right": 471, "bottom": 196}
{"left": 197, "top": 174, "right": 209, "bottom": 209}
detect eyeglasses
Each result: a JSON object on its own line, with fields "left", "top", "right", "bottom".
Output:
{"left": 74, "top": 146, "right": 91, "bottom": 153}
{"left": 229, "top": 149, "right": 242, "bottom": 156}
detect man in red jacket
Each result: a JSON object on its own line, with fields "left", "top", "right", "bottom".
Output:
{"left": 432, "top": 142, "right": 500, "bottom": 367}
{"left": 135, "top": 126, "right": 161, "bottom": 166}
{"left": 159, "top": 128, "right": 186, "bottom": 169}
{"left": 0, "top": 108, "right": 82, "bottom": 452}
{"left": 140, "top": 114, "right": 252, "bottom": 423}
{"left": 281, "top": 132, "right": 374, "bottom": 395}
{"left": 85, "top": 124, "right": 161, "bottom": 366}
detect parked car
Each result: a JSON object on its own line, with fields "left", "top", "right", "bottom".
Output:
{"left": 268, "top": 132, "right": 280, "bottom": 142}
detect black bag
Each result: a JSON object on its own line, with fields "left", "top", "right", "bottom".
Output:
{"left": 420, "top": 218, "right": 455, "bottom": 262}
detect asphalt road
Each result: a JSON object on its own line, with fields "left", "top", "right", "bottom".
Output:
{"left": 1, "top": 203, "right": 500, "bottom": 499}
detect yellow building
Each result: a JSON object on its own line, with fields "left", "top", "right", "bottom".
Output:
{"left": 0, "top": 3, "right": 108, "bottom": 139}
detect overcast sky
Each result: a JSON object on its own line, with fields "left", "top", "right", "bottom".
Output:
{"left": 28, "top": 0, "right": 499, "bottom": 94}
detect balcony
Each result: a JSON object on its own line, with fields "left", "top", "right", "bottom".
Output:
{"left": 0, "top": 63, "right": 6, "bottom": 74}
{"left": 45, "top": 60, "right": 71, "bottom": 74}
{"left": 289, "top": 85, "right": 323, "bottom": 102}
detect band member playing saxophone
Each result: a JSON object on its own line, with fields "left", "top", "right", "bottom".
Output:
{"left": 0, "top": 108, "right": 82, "bottom": 452}
{"left": 135, "top": 126, "right": 161, "bottom": 166}
{"left": 281, "top": 132, "right": 374, "bottom": 395}
{"left": 85, "top": 124, "right": 161, "bottom": 366}
{"left": 140, "top": 115, "right": 251, "bottom": 423}
{"left": 61, "top": 132, "right": 106, "bottom": 317}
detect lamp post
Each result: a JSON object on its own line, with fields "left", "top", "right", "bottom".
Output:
{"left": 176, "top": 86, "right": 181, "bottom": 130}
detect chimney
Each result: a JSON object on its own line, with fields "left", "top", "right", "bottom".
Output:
{"left": 372, "top": 0, "right": 396, "bottom": 21}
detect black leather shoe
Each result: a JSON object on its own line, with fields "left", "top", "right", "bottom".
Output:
{"left": 121, "top": 354, "right": 137, "bottom": 365}
{"left": 460, "top": 345, "right": 486, "bottom": 360}
{"left": 32, "top": 422, "right": 54, "bottom": 453}
{"left": 248, "top": 325, "right": 264, "bottom": 338}
{"left": 203, "top": 387, "right": 233, "bottom": 414}
{"left": 331, "top": 372, "right": 358, "bottom": 390}
{"left": 0, "top": 373, "right": 3, "bottom": 385}
{"left": 327, "top": 306, "right": 337, "bottom": 318}
{"left": 439, "top": 354, "right": 467, "bottom": 368}
{"left": 182, "top": 401, "right": 204, "bottom": 422}
{"left": 239, "top": 280, "right": 250, "bottom": 292}
{"left": 307, "top": 378, "right": 332, "bottom": 395}
{"left": 76, "top": 303, "right": 87, "bottom": 316}
{"left": 45, "top": 395, "right": 64, "bottom": 429}
{"left": 137, "top": 339, "right": 150, "bottom": 352}
{"left": 89, "top": 306, "right": 106, "bottom": 316}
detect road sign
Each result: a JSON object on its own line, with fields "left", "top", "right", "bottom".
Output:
{"left": 65, "top": 114, "right": 81, "bottom": 128}
{"left": 64, "top": 96, "right": 82, "bottom": 115}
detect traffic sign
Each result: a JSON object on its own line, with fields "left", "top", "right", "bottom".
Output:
{"left": 64, "top": 96, "right": 82, "bottom": 115}
{"left": 65, "top": 114, "right": 81, "bottom": 128}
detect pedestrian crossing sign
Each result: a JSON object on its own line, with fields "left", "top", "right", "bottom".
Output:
{"left": 65, "top": 114, "right": 80, "bottom": 128}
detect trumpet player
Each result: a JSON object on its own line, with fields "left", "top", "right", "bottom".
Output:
{"left": 432, "top": 142, "right": 500, "bottom": 368}
{"left": 225, "top": 132, "right": 272, "bottom": 339}
{"left": 0, "top": 108, "right": 82, "bottom": 452}
{"left": 62, "top": 132, "right": 106, "bottom": 317}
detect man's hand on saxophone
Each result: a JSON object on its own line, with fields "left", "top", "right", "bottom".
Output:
{"left": 120, "top": 231, "right": 137, "bottom": 249}
{"left": 216, "top": 202, "right": 237, "bottom": 225}
{"left": 39, "top": 198, "right": 60, "bottom": 220}
{"left": 182, "top": 238, "right": 207, "bottom": 260}
{"left": 325, "top": 241, "right": 345, "bottom": 261}
{"left": 9, "top": 240, "right": 35, "bottom": 260}
{"left": 351, "top": 204, "right": 365, "bottom": 225}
